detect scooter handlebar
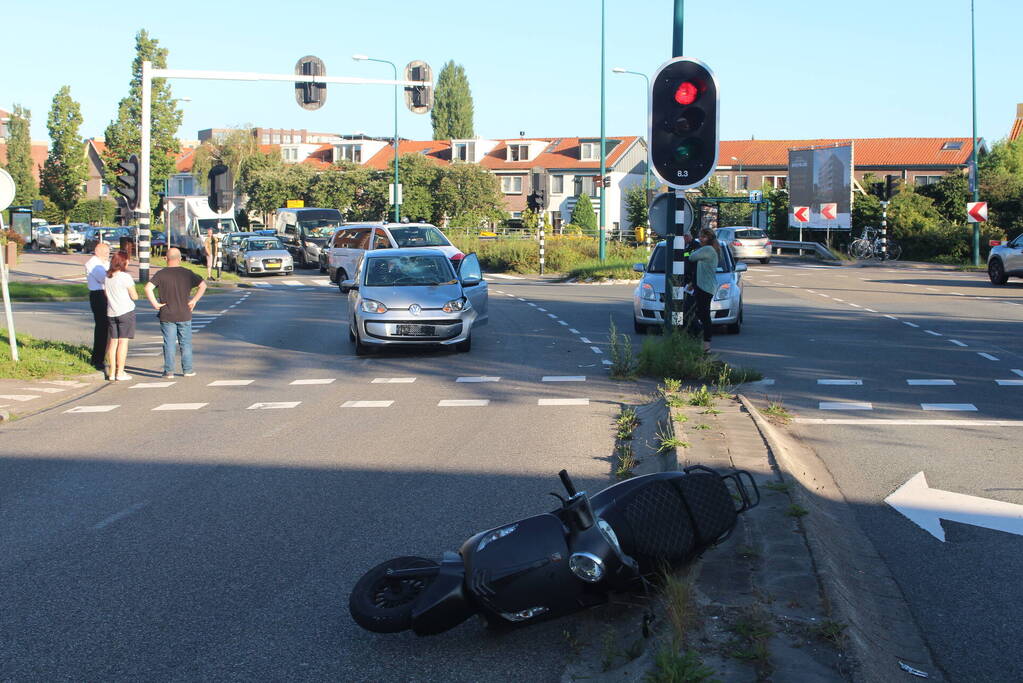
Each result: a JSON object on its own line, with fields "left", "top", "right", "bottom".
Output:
{"left": 558, "top": 469, "right": 577, "bottom": 497}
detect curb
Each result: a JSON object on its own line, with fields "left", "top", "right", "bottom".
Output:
{"left": 736, "top": 394, "right": 943, "bottom": 682}
{"left": 0, "top": 374, "right": 108, "bottom": 424}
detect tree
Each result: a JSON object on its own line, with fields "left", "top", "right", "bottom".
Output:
{"left": 39, "top": 86, "right": 87, "bottom": 251}
{"left": 979, "top": 138, "right": 1023, "bottom": 234}
{"left": 623, "top": 186, "right": 648, "bottom": 229}
{"left": 916, "top": 171, "right": 969, "bottom": 225}
{"left": 3, "top": 104, "right": 38, "bottom": 204}
{"left": 70, "top": 198, "right": 118, "bottom": 224}
{"left": 434, "top": 163, "right": 505, "bottom": 227}
{"left": 569, "top": 194, "right": 598, "bottom": 236}
{"left": 191, "top": 127, "right": 261, "bottom": 190}
{"left": 388, "top": 153, "right": 441, "bottom": 222}
{"left": 103, "top": 30, "right": 183, "bottom": 206}
{"left": 431, "top": 61, "right": 475, "bottom": 140}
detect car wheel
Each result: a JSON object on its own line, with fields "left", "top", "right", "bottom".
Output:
{"left": 989, "top": 259, "right": 1008, "bottom": 285}
{"left": 455, "top": 336, "right": 472, "bottom": 353}
{"left": 354, "top": 330, "right": 371, "bottom": 356}
{"left": 348, "top": 556, "right": 439, "bottom": 634}
{"left": 633, "top": 320, "right": 647, "bottom": 335}
{"left": 348, "top": 326, "right": 356, "bottom": 342}
{"left": 759, "top": 258, "right": 770, "bottom": 264}
{"left": 337, "top": 270, "right": 349, "bottom": 293}
{"left": 319, "top": 261, "right": 327, "bottom": 273}
{"left": 727, "top": 307, "right": 743, "bottom": 334}
{"left": 30, "top": 240, "right": 38, "bottom": 250}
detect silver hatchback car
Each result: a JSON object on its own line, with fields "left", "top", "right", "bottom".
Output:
{"left": 342, "top": 248, "right": 489, "bottom": 354}
{"left": 715, "top": 226, "right": 772, "bottom": 264}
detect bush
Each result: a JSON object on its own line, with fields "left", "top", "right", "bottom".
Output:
{"left": 1, "top": 229, "right": 27, "bottom": 253}
{"left": 638, "top": 330, "right": 761, "bottom": 383}
{"left": 450, "top": 234, "right": 648, "bottom": 274}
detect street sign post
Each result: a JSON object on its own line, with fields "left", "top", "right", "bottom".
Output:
{"left": 967, "top": 201, "right": 988, "bottom": 223}
{"left": 793, "top": 205, "right": 810, "bottom": 253}
{"left": 748, "top": 190, "right": 763, "bottom": 204}
{"left": 0, "top": 169, "right": 19, "bottom": 362}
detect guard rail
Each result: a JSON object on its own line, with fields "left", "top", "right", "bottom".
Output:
{"left": 770, "top": 240, "right": 839, "bottom": 261}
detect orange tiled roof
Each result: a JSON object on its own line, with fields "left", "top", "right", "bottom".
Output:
{"left": 362, "top": 136, "right": 641, "bottom": 172}
{"left": 0, "top": 142, "right": 49, "bottom": 182}
{"left": 719, "top": 138, "right": 977, "bottom": 168}
{"left": 86, "top": 138, "right": 107, "bottom": 155}
{"left": 1010, "top": 116, "right": 1023, "bottom": 142}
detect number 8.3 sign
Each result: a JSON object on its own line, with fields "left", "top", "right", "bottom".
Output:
{"left": 648, "top": 57, "right": 719, "bottom": 190}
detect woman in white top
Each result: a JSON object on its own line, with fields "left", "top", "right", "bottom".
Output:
{"left": 103, "top": 250, "right": 138, "bottom": 381}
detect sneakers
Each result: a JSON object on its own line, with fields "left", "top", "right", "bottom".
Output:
{"left": 162, "top": 373, "right": 174, "bottom": 379}
{"left": 115, "top": 373, "right": 133, "bottom": 381}
{"left": 183, "top": 371, "right": 197, "bottom": 377}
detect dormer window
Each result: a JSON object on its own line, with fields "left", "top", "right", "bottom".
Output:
{"left": 452, "top": 141, "right": 475, "bottom": 162}
{"left": 580, "top": 142, "right": 600, "bottom": 161}
{"left": 507, "top": 144, "right": 529, "bottom": 162}
{"left": 335, "top": 144, "right": 362, "bottom": 163}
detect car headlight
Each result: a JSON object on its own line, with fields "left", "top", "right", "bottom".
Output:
{"left": 500, "top": 606, "right": 549, "bottom": 622}
{"left": 713, "top": 283, "right": 732, "bottom": 301}
{"left": 443, "top": 297, "right": 470, "bottom": 313}
{"left": 477, "top": 524, "right": 518, "bottom": 552}
{"left": 597, "top": 519, "right": 622, "bottom": 555}
{"left": 248, "top": 257, "right": 260, "bottom": 264}
{"left": 569, "top": 552, "right": 605, "bottom": 583}
{"left": 360, "top": 299, "right": 387, "bottom": 314}
{"left": 639, "top": 283, "right": 658, "bottom": 301}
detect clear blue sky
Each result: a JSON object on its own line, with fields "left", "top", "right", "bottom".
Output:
{"left": 3, "top": 0, "right": 1019, "bottom": 147}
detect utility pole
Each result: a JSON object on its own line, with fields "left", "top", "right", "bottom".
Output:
{"left": 970, "top": 0, "right": 980, "bottom": 266}
{"left": 598, "top": 0, "right": 607, "bottom": 262}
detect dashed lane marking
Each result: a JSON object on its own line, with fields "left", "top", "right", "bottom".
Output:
{"left": 341, "top": 400, "right": 393, "bottom": 408}
{"left": 371, "top": 378, "right": 416, "bottom": 384}
{"left": 602, "top": 360, "right": 613, "bottom": 366}
{"left": 290, "top": 378, "right": 336, "bottom": 385}
{"left": 0, "top": 395, "right": 39, "bottom": 402}
{"left": 537, "top": 308, "right": 548, "bottom": 312}
{"left": 924, "top": 330, "right": 942, "bottom": 336}
{"left": 907, "top": 379, "right": 956, "bottom": 386}
{"left": 456, "top": 376, "right": 500, "bottom": 383}
{"left": 208, "top": 380, "right": 254, "bottom": 386}
{"left": 819, "top": 402, "right": 873, "bottom": 410}
{"left": 129, "top": 382, "right": 176, "bottom": 389}
{"left": 590, "top": 346, "right": 603, "bottom": 354}
{"left": 579, "top": 337, "right": 592, "bottom": 344}
{"left": 797, "top": 418, "right": 1023, "bottom": 426}
{"left": 93, "top": 501, "right": 150, "bottom": 530}
{"left": 817, "top": 379, "right": 863, "bottom": 385}
{"left": 437, "top": 399, "right": 490, "bottom": 407}
{"left": 547, "top": 313, "right": 558, "bottom": 319}
{"left": 558, "top": 321, "right": 568, "bottom": 326}
{"left": 569, "top": 328, "right": 580, "bottom": 334}
{"left": 527, "top": 302, "right": 537, "bottom": 307}
{"left": 153, "top": 403, "right": 208, "bottom": 411}
{"left": 995, "top": 380, "right": 1023, "bottom": 386}
{"left": 538, "top": 398, "right": 590, "bottom": 406}
{"left": 922, "top": 403, "right": 977, "bottom": 411}
{"left": 248, "top": 402, "right": 301, "bottom": 410}
{"left": 17, "top": 387, "right": 65, "bottom": 394}
{"left": 1013, "top": 370, "right": 1023, "bottom": 378}
{"left": 66, "top": 405, "right": 120, "bottom": 413}
{"left": 280, "top": 280, "right": 303, "bottom": 286}
{"left": 949, "top": 340, "right": 968, "bottom": 347}
{"left": 865, "top": 308, "right": 878, "bottom": 313}
{"left": 978, "top": 353, "right": 999, "bottom": 361}
{"left": 542, "top": 376, "right": 586, "bottom": 382}
{"left": 903, "top": 321, "right": 920, "bottom": 328}
{"left": 848, "top": 303, "right": 862, "bottom": 308}
{"left": 884, "top": 315, "right": 898, "bottom": 320}
{"left": 749, "top": 379, "right": 776, "bottom": 386}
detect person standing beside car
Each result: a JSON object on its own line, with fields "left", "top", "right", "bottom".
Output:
{"left": 202, "top": 228, "right": 219, "bottom": 280}
{"left": 144, "top": 247, "right": 207, "bottom": 378}
{"left": 683, "top": 228, "right": 721, "bottom": 352}
{"left": 85, "top": 242, "right": 111, "bottom": 371}
{"left": 103, "top": 250, "right": 138, "bottom": 381}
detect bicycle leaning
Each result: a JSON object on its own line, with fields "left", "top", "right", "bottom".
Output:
{"left": 847, "top": 227, "right": 901, "bottom": 261}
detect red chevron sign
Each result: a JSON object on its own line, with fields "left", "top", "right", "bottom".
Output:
{"left": 967, "top": 201, "right": 988, "bottom": 223}
{"left": 820, "top": 203, "right": 838, "bottom": 220}
{"left": 793, "top": 206, "right": 810, "bottom": 222}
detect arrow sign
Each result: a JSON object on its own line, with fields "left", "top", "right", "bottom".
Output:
{"left": 820, "top": 203, "right": 838, "bottom": 220}
{"left": 885, "top": 471, "right": 1023, "bottom": 542}
{"left": 967, "top": 201, "right": 988, "bottom": 223}
{"left": 793, "top": 206, "right": 810, "bottom": 223}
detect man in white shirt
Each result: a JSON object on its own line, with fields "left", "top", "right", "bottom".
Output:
{"left": 85, "top": 242, "right": 111, "bottom": 370}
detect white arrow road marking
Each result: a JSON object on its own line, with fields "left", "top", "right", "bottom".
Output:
{"left": 885, "top": 471, "right": 1023, "bottom": 542}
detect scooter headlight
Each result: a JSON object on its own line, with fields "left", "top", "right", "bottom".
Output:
{"left": 597, "top": 518, "right": 622, "bottom": 555}
{"left": 477, "top": 524, "right": 518, "bottom": 552}
{"left": 569, "top": 552, "right": 605, "bottom": 583}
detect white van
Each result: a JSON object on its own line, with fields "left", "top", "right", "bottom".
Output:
{"left": 325, "top": 223, "right": 464, "bottom": 289}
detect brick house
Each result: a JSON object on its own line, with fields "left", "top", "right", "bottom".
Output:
{"left": 0, "top": 108, "right": 50, "bottom": 187}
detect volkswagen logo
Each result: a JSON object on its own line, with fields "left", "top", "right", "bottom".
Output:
{"left": 408, "top": 304, "right": 421, "bottom": 316}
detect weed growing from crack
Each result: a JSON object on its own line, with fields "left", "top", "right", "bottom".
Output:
{"left": 686, "top": 385, "right": 715, "bottom": 407}
{"left": 763, "top": 480, "right": 791, "bottom": 492}
{"left": 762, "top": 396, "right": 792, "bottom": 423}
{"left": 655, "top": 423, "right": 690, "bottom": 453}
{"left": 608, "top": 318, "right": 639, "bottom": 379}
{"left": 815, "top": 620, "right": 848, "bottom": 648}
{"left": 786, "top": 504, "right": 808, "bottom": 518}
{"left": 701, "top": 408, "right": 721, "bottom": 415}
{"left": 672, "top": 412, "right": 689, "bottom": 423}
{"left": 645, "top": 647, "right": 716, "bottom": 683}
{"left": 725, "top": 605, "right": 774, "bottom": 675}
{"left": 662, "top": 571, "right": 697, "bottom": 645}
{"left": 615, "top": 444, "right": 638, "bottom": 479}
{"left": 692, "top": 423, "right": 711, "bottom": 431}
{"left": 616, "top": 406, "right": 641, "bottom": 440}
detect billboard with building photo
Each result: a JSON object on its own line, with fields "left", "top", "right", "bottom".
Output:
{"left": 787, "top": 144, "right": 853, "bottom": 230}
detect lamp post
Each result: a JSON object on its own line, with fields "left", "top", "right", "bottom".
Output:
{"left": 731, "top": 156, "right": 743, "bottom": 192}
{"left": 612, "top": 67, "right": 652, "bottom": 199}
{"left": 353, "top": 54, "right": 400, "bottom": 223}
{"left": 970, "top": 0, "right": 980, "bottom": 266}
{"left": 598, "top": 0, "right": 606, "bottom": 261}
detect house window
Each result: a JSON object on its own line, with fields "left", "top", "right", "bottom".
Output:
{"left": 282, "top": 147, "right": 301, "bottom": 162}
{"left": 452, "top": 142, "right": 474, "bottom": 162}
{"left": 100, "top": 182, "right": 109, "bottom": 196}
{"left": 507, "top": 144, "right": 529, "bottom": 162}
{"left": 283, "top": 134, "right": 292, "bottom": 144}
{"left": 580, "top": 142, "right": 600, "bottom": 161}
{"left": 551, "top": 175, "right": 564, "bottom": 194}
{"left": 716, "top": 175, "right": 730, "bottom": 191}
{"left": 941, "top": 141, "right": 963, "bottom": 150}
{"left": 510, "top": 211, "right": 522, "bottom": 219}
{"left": 501, "top": 176, "right": 523, "bottom": 194}
{"left": 735, "top": 175, "right": 749, "bottom": 191}
{"left": 914, "top": 175, "right": 941, "bottom": 186}
{"left": 272, "top": 133, "right": 281, "bottom": 144}
{"left": 336, "top": 144, "right": 362, "bottom": 163}
{"left": 575, "top": 176, "right": 597, "bottom": 197}
{"left": 261, "top": 134, "right": 270, "bottom": 144}
{"left": 764, "top": 175, "right": 788, "bottom": 189}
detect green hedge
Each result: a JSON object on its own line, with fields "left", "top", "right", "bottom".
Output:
{"left": 451, "top": 235, "right": 649, "bottom": 274}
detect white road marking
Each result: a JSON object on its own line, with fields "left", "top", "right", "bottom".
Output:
{"left": 547, "top": 313, "right": 558, "bottom": 319}
{"left": 538, "top": 398, "right": 590, "bottom": 406}
{"left": 580, "top": 337, "right": 592, "bottom": 344}
{"left": 848, "top": 303, "right": 862, "bottom": 308}
{"left": 248, "top": 402, "right": 301, "bottom": 409}
{"left": 494, "top": 290, "right": 505, "bottom": 294}
{"left": 796, "top": 418, "right": 1023, "bottom": 426}
{"left": 926, "top": 287, "right": 938, "bottom": 291}
{"left": 907, "top": 379, "right": 956, "bottom": 386}
{"left": 208, "top": 380, "right": 254, "bottom": 386}
{"left": 922, "top": 403, "right": 977, "bottom": 411}
{"left": 602, "top": 360, "right": 614, "bottom": 366}
{"left": 542, "top": 376, "right": 586, "bottom": 382}
{"left": 65, "top": 405, "right": 120, "bottom": 413}
{"left": 437, "top": 399, "right": 490, "bottom": 407}
{"left": 456, "top": 376, "right": 500, "bottom": 383}
{"left": 924, "top": 330, "right": 942, "bottom": 336}
{"left": 527, "top": 302, "right": 537, "bottom": 307}
{"left": 129, "top": 382, "right": 176, "bottom": 389}
{"left": 280, "top": 280, "right": 303, "bottom": 286}
{"left": 537, "top": 308, "right": 547, "bottom": 312}
{"left": 153, "top": 403, "right": 208, "bottom": 411}
{"left": 819, "top": 402, "right": 873, "bottom": 410}
{"left": 558, "top": 320, "right": 568, "bottom": 326}
{"left": 865, "top": 308, "right": 878, "bottom": 313}
{"left": 93, "top": 501, "right": 150, "bottom": 530}
{"left": 949, "top": 340, "right": 968, "bottom": 347}
{"left": 903, "top": 321, "right": 920, "bottom": 328}
{"left": 749, "top": 379, "right": 776, "bottom": 386}
{"left": 290, "top": 378, "right": 336, "bottom": 385}
{"left": 817, "top": 379, "right": 863, "bottom": 385}
{"left": 517, "top": 297, "right": 527, "bottom": 301}
{"left": 590, "top": 346, "right": 603, "bottom": 354}
{"left": 371, "top": 377, "right": 416, "bottom": 384}
{"left": 833, "top": 298, "right": 845, "bottom": 302}
{"left": 486, "top": 273, "right": 522, "bottom": 280}
{"left": 40, "top": 380, "right": 89, "bottom": 388}
{"left": 18, "top": 387, "right": 65, "bottom": 394}
{"left": 952, "top": 292, "right": 964, "bottom": 296}
{"left": 995, "top": 380, "right": 1023, "bottom": 386}
{"left": 0, "top": 395, "right": 39, "bottom": 402}
{"left": 1013, "top": 369, "right": 1023, "bottom": 378}
{"left": 342, "top": 400, "right": 393, "bottom": 408}
{"left": 978, "top": 353, "right": 999, "bottom": 361}
{"left": 569, "top": 328, "right": 580, "bottom": 334}
{"left": 884, "top": 314, "right": 898, "bottom": 320}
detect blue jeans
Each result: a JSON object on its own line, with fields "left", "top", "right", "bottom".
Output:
{"left": 160, "top": 321, "right": 193, "bottom": 374}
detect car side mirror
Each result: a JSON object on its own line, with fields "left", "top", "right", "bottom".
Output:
{"left": 735, "top": 263, "right": 748, "bottom": 273}
{"left": 461, "top": 278, "right": 481, "bottom": 288}
{"left": 340, "top": 279, "right": 357, "bottom": 293}
{"left": 633, "top": 263, "right": 645, "bottom": 273}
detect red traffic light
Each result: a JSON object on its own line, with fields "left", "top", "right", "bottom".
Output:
{"left": 673, "top": 81, "right": 698, "bottom": 105}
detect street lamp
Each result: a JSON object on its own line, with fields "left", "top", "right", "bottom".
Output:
{"left": 353, "top": 54, "right": 400, "bottom": 223}
{"left": 612, "top": 67, "right": 652, "bottom": 200}
{"left": 599, "top": 0, "right": 606, "bottom": 261}
{"left": 731, "top": 156, "right": 743, "bottom": 192}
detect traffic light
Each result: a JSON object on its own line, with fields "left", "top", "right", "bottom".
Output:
{"left": 885, "top": 175, "right": 901, "bottom": 201}
{"left": 115, "top": 154, "right": 140, "bottom": 210}
{"left": 404, "top": 61, "right": 433, "bottom": 114}
{"left": 295, "top": 56, "right": 327, "bottom": 110}
{"left": 207, "top": 164, "right": 234, "bottom": 213}
{"left": 114, "top": 195, "right": 131, "bottom": 225}
{"left": 649, "top": 57, "right": 718, "bottom": 189}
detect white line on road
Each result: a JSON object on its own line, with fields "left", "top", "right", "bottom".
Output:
{"left": 558, "top": 320, "right": 568, "bottom": 326}
{"left": 493, "top": 290, "right": 505, "bottom": 294}
{"left": 903, "top": 321, "right": 920, "bottom": 328}
{"left": 907, "top": 379, "right": 956, "bottom": 386}
{"left": 93, "top": 501, "right": 150, "bottom": 530}
{"left": 153, "top": 403, "right": 208, "bottom": 411}
{"left": 0, "top": 394, "right": 39, "bottom": 402}
{"left": 538, "top": 398, "right": 590, "bottom": 406}
{"left": 527, "top": 302, "right": 537, "bottom": 307}
{"left": 290, "top": 378, "right": 336, "bottom": 385}
{"left": 65, "top": 405, "right": 120, "bottom": 413}
{"left": 437, "top": 399, "right": 490, "bottom": 407}
{"left": 949, "top": 340, "right": 968, "bottom": 347}
{"left": 924, "top": 330, "right": 942, "bottom": 336}
{"left": 995, "top": 380, "right": 1023, "bottom": 386}
{"left": 884, "top": 314, "right": 898, "bottom": 320}
{"left": 129, "top": 382, "right": 176, "bottom": 389}
{"left": 819, "top": 402, "right": 873, "bottom": 410}
{"left": 833, "top": 298, "right": 845, "bottom": 302}
{"left": 341, "top": 400, "right": 394, "bottom": 408}
{"left": 537, "top": 308, "right": 548, "bottom": 312}
{"left": 371, "top": 378, "right": 417, "bottom": 384}
{"left": 547, "top": 313, "right": 558, "bottom": 319}
{"left": 865, "top": 308, "right": 878, "bottom": 313}
{"left": 542, "top": 376, "right": 586, "bottom": 382}
{"left": 922, "top": 403, "right": 977, "bottom": 411}
{"left": 590, "top": 346, "right": 603, "bottom": 354}
{"left": 248, "top": 402, "right": 301, "bottom": 409}
{"left": 17, "top": 387, "right": 65, "bottom": 393}
{"left": 817, "top": 379, "right": 863, "bottom": 385}
{"left": 602, "top": 360, "right": 613, "bottom": 366}
{"left": 978, "top": 353, "right": 1000, "bottom": 361}
{"left": 579, "top": 337, "right": 592, "bottom": 344}
{"left": 280, "top": 280, "right": 303, "bottom": 286}
{"left": 1013, "top": 370, "right": 1023, "bottom": 378}
{"left": 848, "top": 303, "right": 862, "bottom": 308}
{"left": 456, "top": 376, "right": 500, "bottom": 383}
{"left": 749, "top": 379, "right": 775, "bottom": 386}
{"left": 517, "top": 297, "right": 526, "bottom": 301}
{"left": 569, "top": 328, "right": 580, "bottom": 334}
{"left": 208, "top": 380, "right": 254, "bottom": 386}
{"left": 796, "top": 418, "right": 1023, "bottom": 426}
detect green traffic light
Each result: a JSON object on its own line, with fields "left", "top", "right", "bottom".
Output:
{"left": 674, "top": 139, "right": 702, "bottom": 161}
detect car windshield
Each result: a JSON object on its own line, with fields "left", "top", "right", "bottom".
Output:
{"left": 364, "top": 254, "right": 456, "bottom": 287}
{"left": 387, "top": 226, "right": 450, "bottom": 248}
{"left": 649, "top": 245, "right": 732, "bottom": 273}
{"left": 197, "top": 218, "right": 236, "bottom": 233}
{"left": 299, "top": 221, "right": 342, "bottom": 238}
{"left": 245, "top": 239, "right": 283, "bottom": 251}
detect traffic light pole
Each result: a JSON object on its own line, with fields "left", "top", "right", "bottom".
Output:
{"left": 880, "top": 200, "right": 889, "bottom": 260}
{"left": 598, "top": 0, "right": 607, "bottom": 263}
{"left": 538, "top": 214, "right": 545, "bottom": 276}
{"left": 970, "top": 0, "right": 980, "bottom": 267}
{"left": 139, "top": 61, "right": 152, "bottom": 284}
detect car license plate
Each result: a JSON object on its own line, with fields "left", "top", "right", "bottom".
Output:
{"left": 395, "top": 324, "right": 435, "bottom": 336}
{"left": 265, "top": 262, "right": 281, "bottom": 269}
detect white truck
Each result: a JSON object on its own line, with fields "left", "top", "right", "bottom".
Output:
{"left": 164, "top": 196, "right": 238, "bottom": 262}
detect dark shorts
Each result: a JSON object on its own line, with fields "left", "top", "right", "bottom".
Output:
{"left": 108, "top": 311, "right": 137, "bottom": 339}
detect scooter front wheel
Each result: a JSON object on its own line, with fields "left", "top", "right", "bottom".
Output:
{"left": 349, "top": 556, "right": 439, "bottom": 633}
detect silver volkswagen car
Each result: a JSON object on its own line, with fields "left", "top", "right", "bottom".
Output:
{"left": 342, "top": 248, "right": 488, "bottom": 354}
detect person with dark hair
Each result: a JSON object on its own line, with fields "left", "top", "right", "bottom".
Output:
{"left": 683, "top": 228, "right": 721, "bottom": 352}
{"left": 103, "top": 249, "right": 138, "bottom": 381}
{"left": 84, "top": 242, "right": 110, "bottom": 371}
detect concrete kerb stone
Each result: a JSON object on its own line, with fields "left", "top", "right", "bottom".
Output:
{"left": 0, "top": 373, "right": 107, "bottom": 424}
{"left": 737, "top": 393, "right": 943, "bottom": 683}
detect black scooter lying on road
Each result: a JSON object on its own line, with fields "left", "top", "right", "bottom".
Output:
{"left": 349, "top": 466, "right": 759, "bottom": 636}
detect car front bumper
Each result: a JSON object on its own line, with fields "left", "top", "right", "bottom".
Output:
{"left": 355, "top": 308, "right": 478, "bottom": 346}
{"left": 633, "top": 295, "right": 739, "bottom": 326}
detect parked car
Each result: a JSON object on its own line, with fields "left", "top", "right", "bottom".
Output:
{"left": 219, "top": 231, "right": 253, "bottom": 270}
{"left": 274, "top": 207, "right": 344, "bottom": 269}
{"left": 234, "top": 236, "right": 294, "bottom": 276}
{"left": 82, "top": 227, "right": 129, "bottom": 253}
{"left": 32, "top": 224, "right": 86, "bottom": 251}
{"left": 715, "top": 226, "right": 772, "bottom": 264}
{"left": 326, "top": 223, "right": 463, "bottom": 288}
{"left": 987, "top": 234, "right": 1023, "bottom": 285}
{"left": 632, "top": 241, "right": 746, "bottom": 335}
{"left": 342, "top": 248, "right": 488, "bottom": 355}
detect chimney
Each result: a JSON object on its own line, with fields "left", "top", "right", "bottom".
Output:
{"left": 1017, "top": 103, "right": 1023, "bottom": 117}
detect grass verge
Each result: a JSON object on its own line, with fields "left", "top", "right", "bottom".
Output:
{"left": 5, "top": 282, "right": 91, "bottom": 301}
{"left": 0, "top": 330, "right": 94, "bottom": 379}
{"left": 149, "top": 256, "right": 241, "bottom": 283}
{"left": 564, "top": 258, "right": 643, "bottom": 282}
{"left": 638, "top": 330, "right": 761, "bottom": 384}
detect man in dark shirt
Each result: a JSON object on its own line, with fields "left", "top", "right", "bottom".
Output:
{"left": 144, "top": 248, "right": 207, "bottom": 378}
